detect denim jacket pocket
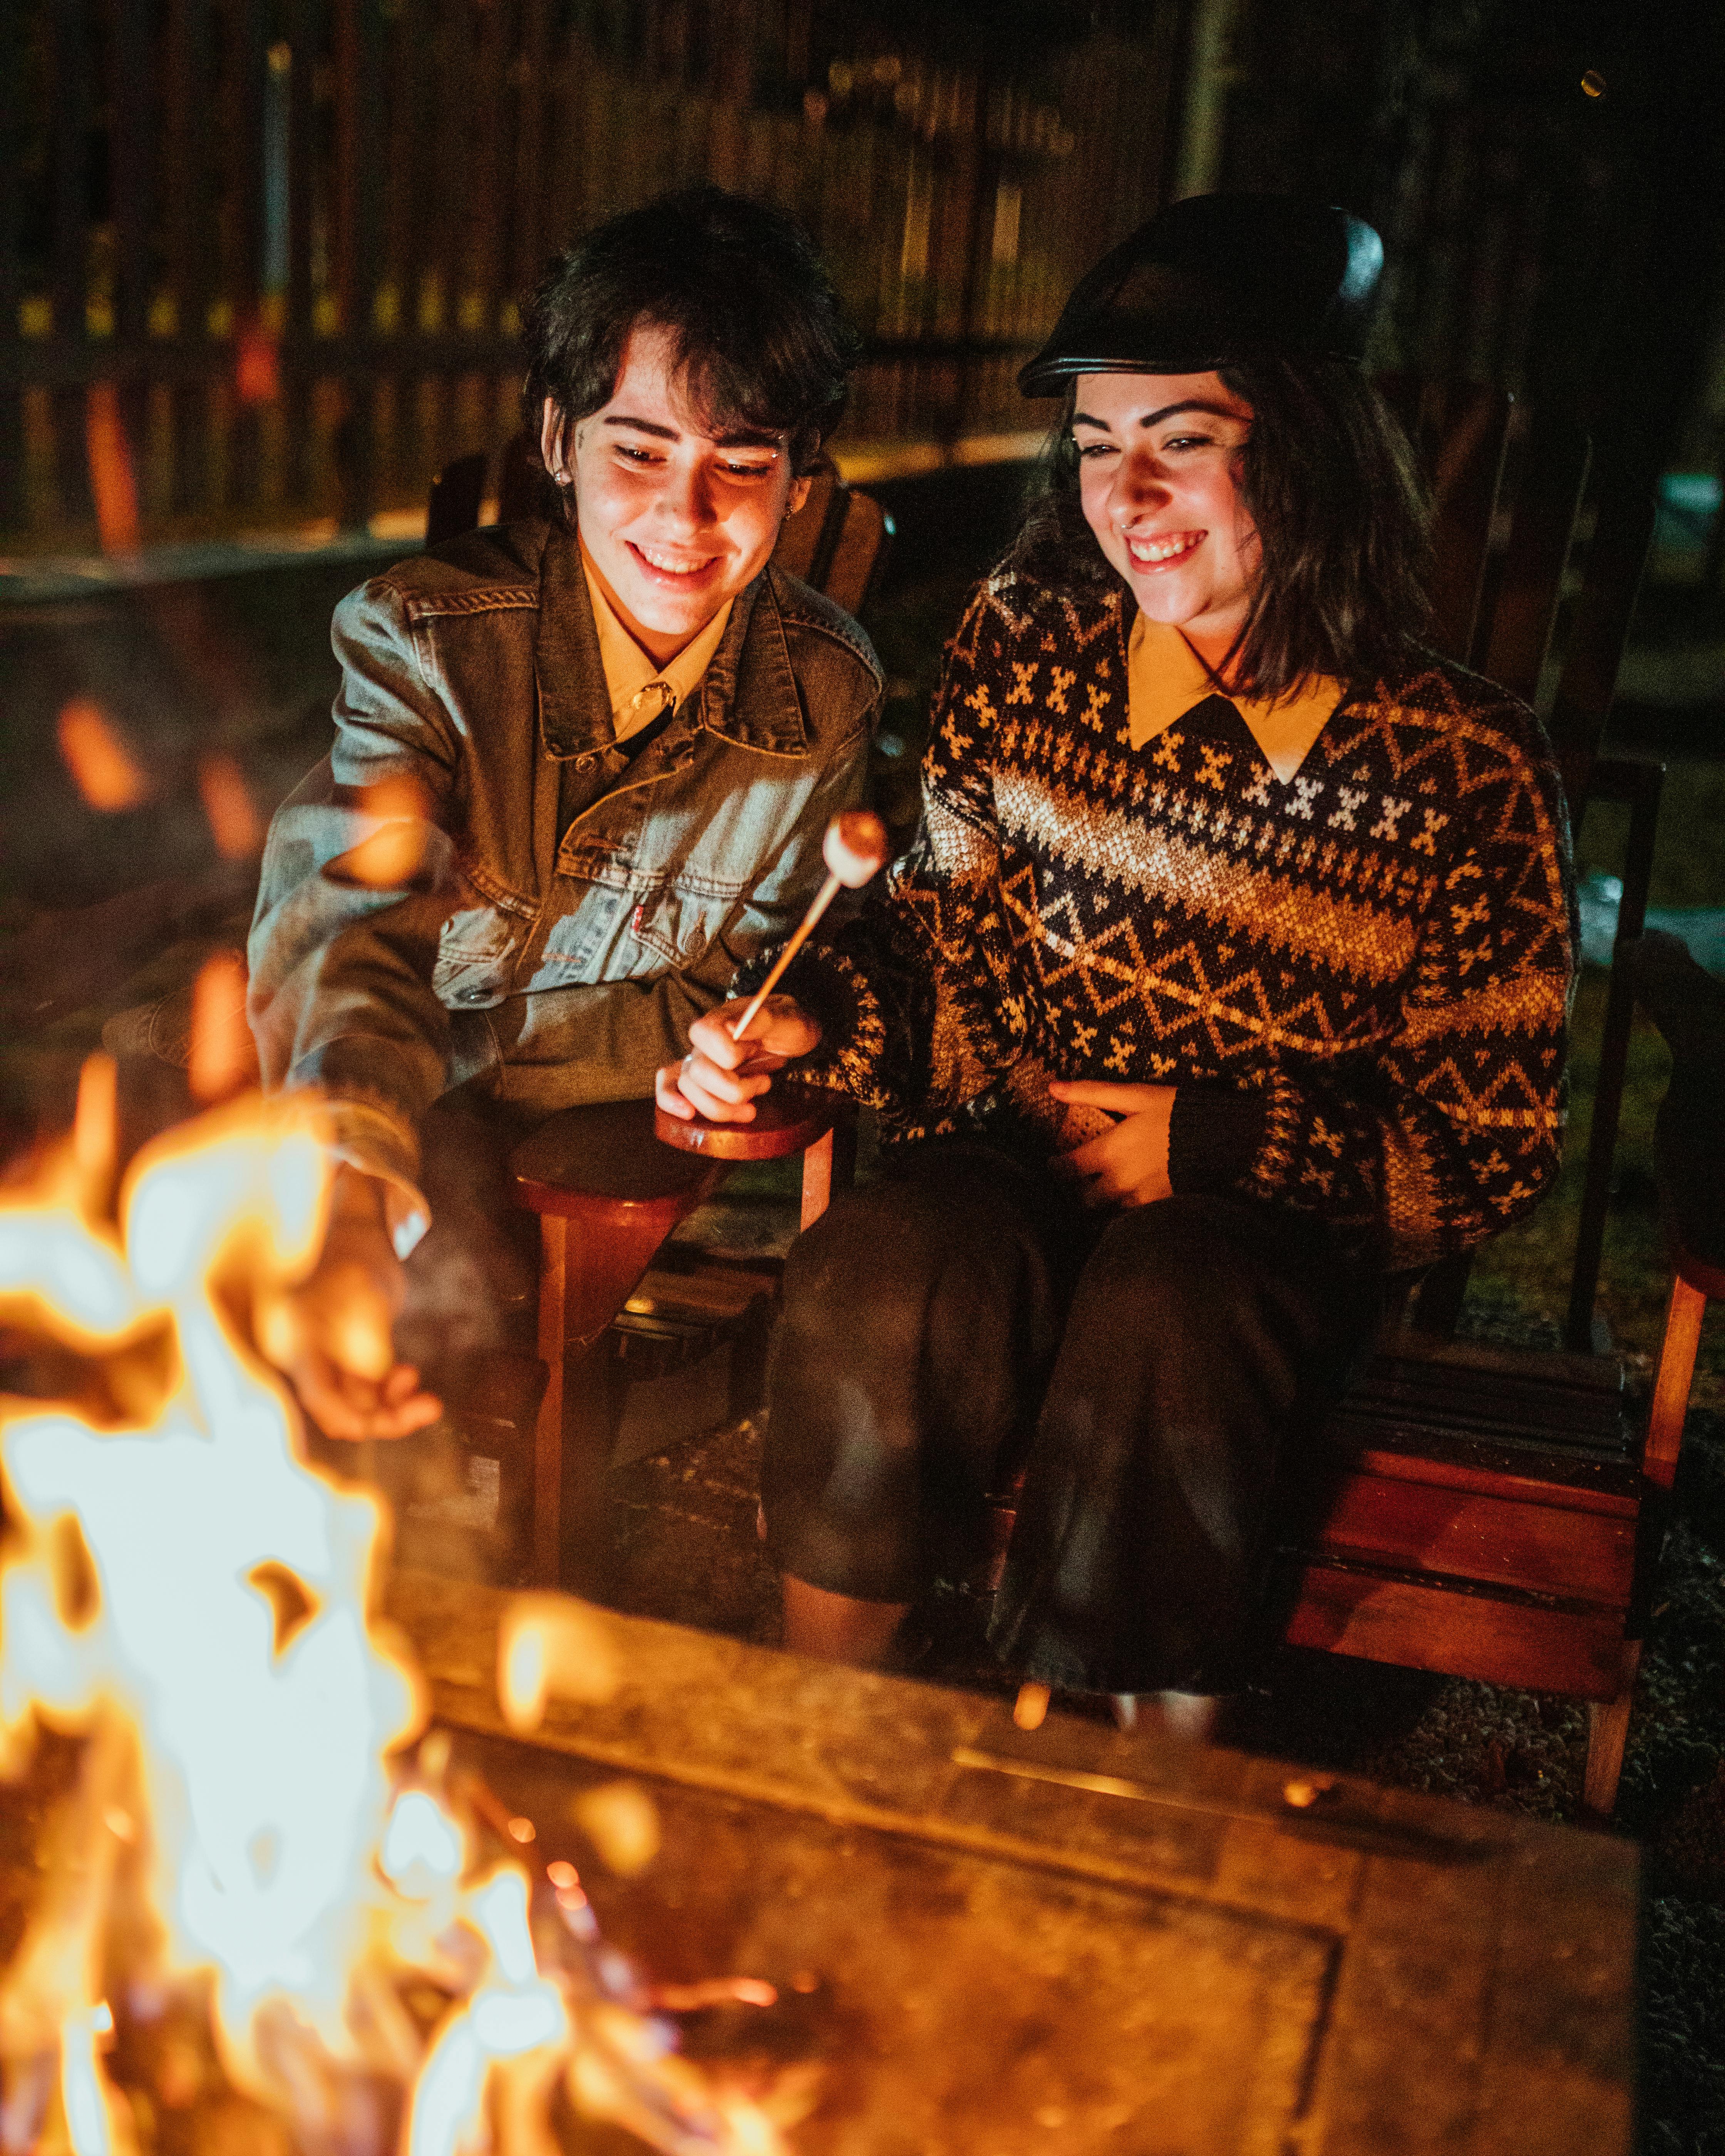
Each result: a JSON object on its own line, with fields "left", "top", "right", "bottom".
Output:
{"left": 432, "top": 866, "right": 531, "bottom": 1010}
{"left": 625, "top": 883, "right": 734, "bottom": 971}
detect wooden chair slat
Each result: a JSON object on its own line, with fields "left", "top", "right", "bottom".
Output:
{"left": 425, "top": 448, "right": 487, "bottom": 547}
{"left": 771, "top": 466, "right": 841, "bottom": 584}
{"left": 821, "top": 490, "right": 895, "bottom": 618}
{"left": 1279, "top": 1564, "right": 1633, "bottom": 1701}
{"left": 1338, "top": 1445, "right": 1640, "bottom": 1515}
{"left": 1375, "top": 374, "right": 1514, "bottom": 666}
{"left": 1549, "top": 488, "right": 1658, "bottom": 807}
{"left": 1479, "top": 413, "right": 1592, "bottom": 704}
{"left": 496, "top": 429, "right": 548, "bottom": 524}
{"left": 1292, "top": 1471, "right": 1636, "bottom": 1605}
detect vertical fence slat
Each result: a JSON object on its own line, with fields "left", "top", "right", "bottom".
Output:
{"left": 49, "top": 0, "right": 91, "bottom": 523}
{"left": 281, "top": 0, "right": 315, "bottom": 500}
{"left": 109, "top": 0, "right": 151, "bottom": 345}
{"left": 332, "top": 0, "right": 385, "bottom": 518}
{"left": 467, "top": 0, "right": 506, "bottom": 332}
{"left": 159, "top": 0, "right": 208, "bottom": 511}
{"left": 0, "top": 0, "right": 26, "bottom": 527}
{"left": 509, "top": 0, "right": 548, "bottom": 296}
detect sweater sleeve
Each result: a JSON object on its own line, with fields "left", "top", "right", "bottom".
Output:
{"left": 1167, "top": 715, "right": 1576, "bottom": 1269}
{"left": 742, "top": 583, "right": 1033, "bottom": 1121}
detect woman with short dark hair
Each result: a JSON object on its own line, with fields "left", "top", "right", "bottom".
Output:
{"left": 662, "top": 194, "right": 1575, "bottom": 1718}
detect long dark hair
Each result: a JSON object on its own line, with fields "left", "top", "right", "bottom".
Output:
{"left": 1003, "top": 356, "right": 1433, "bottom": 698}
{"left": 522, "top": 187, "right": 861, "bottom": 478}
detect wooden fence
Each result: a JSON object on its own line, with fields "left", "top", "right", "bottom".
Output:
{"left": 0, "top": 0, "right": 1187, "bottom": 549}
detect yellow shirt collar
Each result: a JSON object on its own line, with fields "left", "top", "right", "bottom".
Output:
{"left": 580, "top": 541, "right": 734, "bottom": 745}
{"left": 1126, "top": 613, "right": 1343, "bottom": 783}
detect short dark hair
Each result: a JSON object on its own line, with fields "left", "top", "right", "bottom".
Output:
{"left": 1004, "top": 357, "right": 1432, "bottom": 698}
{"left": 521, "top": 187, "right": 861, "bottom": 477}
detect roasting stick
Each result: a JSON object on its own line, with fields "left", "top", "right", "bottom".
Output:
{"left": 727, "top": 809, "right": 888, "bottom": 1041}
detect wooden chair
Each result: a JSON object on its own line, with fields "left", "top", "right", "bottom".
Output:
{"left": 509, "top": 1090, "right": 854, "bottom": 1590}
{"left": 1280, "top": 928, "right": 1720, "bottom": 1814}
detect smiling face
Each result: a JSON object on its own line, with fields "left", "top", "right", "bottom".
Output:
{"left": 1072, "top": 371, "right": 1260, "bottom": 666}
{"left": 543, "top": 323, "right": 811, "bottom": 667}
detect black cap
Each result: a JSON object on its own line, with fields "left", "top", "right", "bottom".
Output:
{"left": 1018, "top": 193, "right": 1384, "bottom": 397}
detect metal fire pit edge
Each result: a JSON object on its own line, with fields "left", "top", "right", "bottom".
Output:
{"left": 386, "top": 1568, "right": 1636, "bottom": 2156}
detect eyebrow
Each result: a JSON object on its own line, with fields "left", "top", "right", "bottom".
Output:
{"left": 602, "top": 415, "right": 784, "bottom": 451}
{"left": 1069, "top": 398, "right": 1243, "bottom": 433}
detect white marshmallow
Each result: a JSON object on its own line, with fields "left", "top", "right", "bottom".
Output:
{"left": 822, "top": 809, "right": 888, "bottom": 889}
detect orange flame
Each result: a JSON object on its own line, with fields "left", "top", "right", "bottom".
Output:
{"left": 343, "top": 775, "right": 435, "bottom": 888}
{"left": 187, "top": 952, "right": 258, "bottom": 1104}
{"left": 57, "top": 700, "right": 149, "bottom": 813}
{"left": 196, "top": 753, "right": 265, "bottom": 862}
{"left": 0, "top": 1080, "right": 792, "bottom": 2154}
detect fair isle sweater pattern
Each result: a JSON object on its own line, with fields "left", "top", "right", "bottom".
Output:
{"left": 767, "top": 572, "right": 1576, "bottom": 1269}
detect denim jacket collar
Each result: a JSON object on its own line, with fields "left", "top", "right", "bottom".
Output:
{"left": 535, "top": 526, "right": 811, "bottom": 763}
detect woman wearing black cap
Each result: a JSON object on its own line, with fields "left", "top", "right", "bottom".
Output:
{"left": 658, "top": 195, "right": 1576, "bottom": 1719}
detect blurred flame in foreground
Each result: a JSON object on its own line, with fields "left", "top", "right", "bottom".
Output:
{"left": 57, "top": 700, "right": 149, "bottom": 813}
{"left": 197, "top": 753, "right": 265, "bottom": 863}
{"left": 345, "top": 777, "right": 435, "bottom": 889}
{"left": 0, "top": 1074, "right": 791, "bottom": 2154}
{"left": 187, "top": 952, "right": 259, "bottom": 1105}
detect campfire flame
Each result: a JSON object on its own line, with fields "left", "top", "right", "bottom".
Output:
{"left": 0, "top": 1076, "right": 792, "bottom": 2154}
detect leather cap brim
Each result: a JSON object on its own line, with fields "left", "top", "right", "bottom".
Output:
{"left": 1018, "top": 196, "right": 1383, "bottom": 398}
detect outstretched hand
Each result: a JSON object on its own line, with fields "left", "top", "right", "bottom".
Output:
{"left": 655, "top": 994, "right": 823, "bottom": 1124}
{"left": 1048, "top": 1079, "right": 1176, "bottom": 1209}
{"left": 254, "top": 1164, "right": 442, "bottom": 1440}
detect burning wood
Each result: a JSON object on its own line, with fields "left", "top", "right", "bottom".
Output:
{"left": 0, "top": 1077, "right": 793, "bottom": 2154}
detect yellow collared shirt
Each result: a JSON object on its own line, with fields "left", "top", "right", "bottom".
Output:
{"left": 1126, "top": 613, "right": 1343, "bottom": 783}
{"left": 581, "top": 542, "right": 734, "bottom": 745}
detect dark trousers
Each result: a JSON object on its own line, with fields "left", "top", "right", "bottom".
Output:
{"left": 762, "top": 1144, "right": 1381, "bottom": 1694}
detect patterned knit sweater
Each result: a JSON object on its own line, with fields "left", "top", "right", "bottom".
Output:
{"left": 767, "top": 571, "right": 1576, "bottom": 1270}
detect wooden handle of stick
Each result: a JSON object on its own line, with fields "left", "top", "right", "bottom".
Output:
{"left": 729, "top": 874, "right": 840, "bottom": 1039}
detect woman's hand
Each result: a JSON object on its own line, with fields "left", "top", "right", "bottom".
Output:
{"left": 655, "top": 994, "right": 823, "bottom": 1123}
{"left": 254, "top": 1165, "right": 442, "bottom": 1440}
{"left": 1048, "top": 1079, "right": 1176, "bottom": 1208}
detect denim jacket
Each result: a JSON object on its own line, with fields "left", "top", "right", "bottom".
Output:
{"left": 248, "top": 518, "right": 880, "bottom": 1245}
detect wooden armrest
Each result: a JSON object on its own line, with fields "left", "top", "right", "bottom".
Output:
{"left": 654, "top": 1080, "right": 850, "bottom": 1162}
{"left": 1629, "top": 930, "right": 1725, "bottom": 1299}
{"left": 511, "top": 1098, "right": 721, "bottom": 1221}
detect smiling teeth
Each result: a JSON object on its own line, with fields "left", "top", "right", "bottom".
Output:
{"left": 639, "top": 546, "right": 709, "bottom": 575}
{"left": 1129, "top": 533, "right": 1200, "bottom": 564}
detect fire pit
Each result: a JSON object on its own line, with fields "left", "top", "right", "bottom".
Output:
{"left": 0, "top": 1081, "right": 1636, "bottom": 2154}
{"left": 394, "top": 1571, "right": 1637, "bottom": 2156}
